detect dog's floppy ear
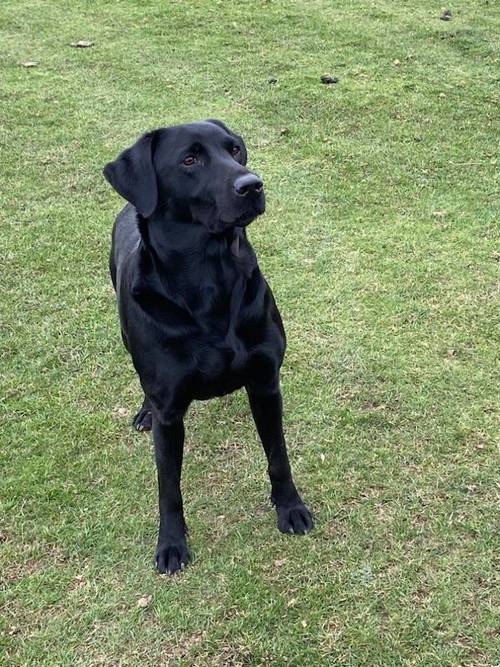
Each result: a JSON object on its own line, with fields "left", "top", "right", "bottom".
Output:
{"left": 206, "top": 119, "right": 247, "bottom": 166}
{"left": 103, "top": 131, "right": 158, "bottom": 217}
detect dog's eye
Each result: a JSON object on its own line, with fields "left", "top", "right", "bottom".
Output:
{"left": 182, "top": 155, "right": 196, "bottom": 166}
{"left": 232, "top": 146, "right": 241, "bottom": 157}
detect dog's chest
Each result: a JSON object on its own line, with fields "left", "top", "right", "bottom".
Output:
{"left": 126, "top": 245, "right": 283, "bottom": 404}
{"left": 190, "top": 335, "right": 249, "bottom": 399}
{"left": 183, "top": 287, "right": 274, "bottom": 399}
{"left": 187, "top": 294, "right": 258, "bottom": 398}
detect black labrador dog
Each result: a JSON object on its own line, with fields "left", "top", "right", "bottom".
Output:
{"left": 104, "top": 120, "right": 313, "bottom": 574}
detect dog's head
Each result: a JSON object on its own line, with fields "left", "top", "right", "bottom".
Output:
{"left": 103, "top": 120, "right": 265, "bottom": 234}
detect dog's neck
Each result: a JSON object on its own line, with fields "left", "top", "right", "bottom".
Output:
{"left": 141, "top": 211, "right": 211, "bottom": 255}
{"left": 141, "top": 211, "right": 247, "bottom": 261}
{"left": 131, "top": 210, "right": 260, "bottom": 332}
{"left": 137, "top": 211, "right": 257, "bottom": 290}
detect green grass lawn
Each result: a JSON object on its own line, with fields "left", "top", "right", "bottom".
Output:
{"left": 1, "top": 1, "right": 499, "bottom": 664}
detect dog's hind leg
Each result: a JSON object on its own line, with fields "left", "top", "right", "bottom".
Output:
{"left": 132, "top": 395, "right": 153, "bottom": 432}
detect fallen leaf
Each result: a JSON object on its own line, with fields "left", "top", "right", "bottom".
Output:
{"left": 287, "top": 598, "right": 297, "bottom": 607}
{"left": 113, "top": 407, "right": 130, "bottom": 418}
{"left": 137, "top": 594, "right": 152, "bottom": 608}
{"left": 21, "top": 61, "right": 38, "bottom": 68}
{"left": 70, "top": 40, "right": 94, "bottom": 48}
{"left": 432, "top": 210, "right": 447, "bottom": 218}
{"left": 274, "top": 558, "right": 286, "bottom": 568}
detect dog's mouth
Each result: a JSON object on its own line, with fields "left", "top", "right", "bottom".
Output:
{"left": 225, "top": 209, "right": 263, "bottom": 228}
{"left": 219, "top": 201, "right": 265, "bottom": 230}
{"left": 190, "top": 195, "right": 265, "bottom": 235}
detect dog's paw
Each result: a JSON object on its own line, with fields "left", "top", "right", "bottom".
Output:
{"left": 276, "top": 502, "right": 314, "bottom": 535}
{"left": 132, "top": 407, "right": 152, "bottom": 432}
{"left": 155, "top": 540, "right": 190, "bottom": 575}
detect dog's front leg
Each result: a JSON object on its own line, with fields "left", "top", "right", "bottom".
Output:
{"left": 246, "top": 386, "right": 314, "bottom": 535}
{"left": 153, "top": 417, "right": 190, "bottom": 574}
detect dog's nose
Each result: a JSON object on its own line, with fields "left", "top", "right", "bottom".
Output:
{"left": 234, "top": 174, "right": 263, "bottom": 197}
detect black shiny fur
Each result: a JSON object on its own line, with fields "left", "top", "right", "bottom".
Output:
{"left": 104, "top": 120, "right": 313, "bottom": 574}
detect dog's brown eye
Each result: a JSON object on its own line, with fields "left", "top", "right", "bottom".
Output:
{"left": 232, "top": 146, "right": 241, "bottom": 157}
{"left": 183, "top": 155, "right": 196, "bottom": 166}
